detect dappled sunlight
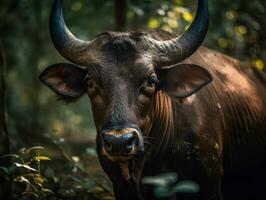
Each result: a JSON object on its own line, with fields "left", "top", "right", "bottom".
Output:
{"left": 52, "top": 120, "right": 65, "bottom": 136}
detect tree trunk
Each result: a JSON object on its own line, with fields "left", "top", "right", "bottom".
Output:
{"left": 259, "top": 1, "right": 266, "bottom": 72}
{"left": 114, "top": 0, "right": 128, "bottom": 31}
{"left": 0, "top": 41, "right": 11, "bottom": 200}
{"left": 30, "top": 3, "right": 41, "bottom": 134}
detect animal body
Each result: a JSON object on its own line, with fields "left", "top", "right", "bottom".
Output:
{"left": 40, "top": 0, "right": 266, "bottom": 199}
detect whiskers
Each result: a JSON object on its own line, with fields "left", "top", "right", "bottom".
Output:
{"left": 143, "top": 136, "right": 153, "bottom": 147}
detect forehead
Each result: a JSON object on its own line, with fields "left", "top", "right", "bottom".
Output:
{"left": 87, "top": 32, "right": 153, "bottom": 82}
{"left": 101, "top": 33, "right": 137, "bottom": 59}
{"left": 94, "top": 31, "right": 151, "bottom": 61}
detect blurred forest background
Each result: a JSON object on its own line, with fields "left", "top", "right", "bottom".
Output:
{"left": 0, "top": 0, "right": 265, "bottom": 199}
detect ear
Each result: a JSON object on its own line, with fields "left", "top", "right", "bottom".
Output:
{"left": 39, "top": 63, "right": 87, "bottom": 98}
{"left": 156, "top": 64, "right": 212, "bottom": 98}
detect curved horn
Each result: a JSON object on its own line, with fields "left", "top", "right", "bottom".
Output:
{"left": 50, "top": 0, "right": 91, "bottom": 65}
{"left": 147, "top": 0, "right": 209, "bottom": 65}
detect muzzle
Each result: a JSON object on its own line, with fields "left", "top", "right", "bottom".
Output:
{"left": 100, "top": 125, "right": 144, "bottom": 160}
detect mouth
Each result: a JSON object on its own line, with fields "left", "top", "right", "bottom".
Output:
{"left": 102, "top": 148, "right": 141, "bottom": 180}
{"left": 106, "top": 155, "right": 135, "bottom": 180}
{"left": 100, "top": 125, "right": 144, "bottom": 180}
{"left": 105, "top": 154, "right": 135, "bottom": 162}
{"left": 118, "top": 161, "right": 132, "bottom": 180}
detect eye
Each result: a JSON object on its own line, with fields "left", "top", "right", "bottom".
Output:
{"left": 147, "top": 75, "right": 157, "bottom": 87}
{"left": 86, "top": 79, "right": 94, "bottom": 89}
{"left": 139, "top": 75, "right": 157, "bottom": 100}
{"left": 85, "top": 77, "right": 95, "bottom": 90}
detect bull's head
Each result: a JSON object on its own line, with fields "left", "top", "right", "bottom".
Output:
{"left": 40, "top": 0, "right": 211, "bottom": 178}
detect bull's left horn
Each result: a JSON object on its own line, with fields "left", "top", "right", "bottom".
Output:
{"left": 147, "top": 0, "right": 209, "bottom": 65}
{"left": 50, "top": 0, "right": 92, "bottom": 65}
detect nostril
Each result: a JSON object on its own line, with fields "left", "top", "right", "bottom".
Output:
{"left": 126, "top": 135, "right": 137, "bottom": 151}
{"left": 127, "top": 135, "right": 136, "bottom": 145}
{"left": 104, "top": 139, "right": 112, "bottom": 150}
{"left": 102, "top": 135, "right": 112, "bottom": 152}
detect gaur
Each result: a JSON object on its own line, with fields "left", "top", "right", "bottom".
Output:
{"left": 40, "top": 0, "right": 266, "bottom": 199}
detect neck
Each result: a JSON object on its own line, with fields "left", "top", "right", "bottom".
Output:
{"left": 131, "top": 91, "right": 174, "bottom": 181}
{"left": 145, "top": 91, "right": 175, "bottom": 157}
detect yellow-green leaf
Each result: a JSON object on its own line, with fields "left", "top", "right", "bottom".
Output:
{"left": 34, "top": 174, "right": 46, "bottom": 186}
{"left": 35, "top": 156, "right": 51, "bottom": 161}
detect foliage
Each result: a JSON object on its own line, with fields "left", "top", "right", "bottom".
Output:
{"left": 0, "top": 144, "right": 114, "bottom": 199}
{"left": 141, "top": 172, "right": 199, "bottom": 199}
{"left": 0, "top": 146, "right": 53, "bottom": 199}
{"left": 46, "top": 135, "right": 114, "bottom": 200}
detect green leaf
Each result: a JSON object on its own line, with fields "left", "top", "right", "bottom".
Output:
{"left": 71, "top": 156, "right": 79, "bottom": 163}
{"left": 141, "top": 172, "right": 178, "bottom": 187}
{"left": 34, "top": 156, "right": 51, "bottom": 161}
{"left": 172, "top": 181, "right": 200, "bottom": 193}
{"left": 85, "top": 147, "right": 97, "bottom": 156}
{"left": 42, "top": 188, "right": 54, "bottom": 194}
{"left": 14, "top": 176, "right": 31, "bottom": 185}
{"left": 1, "top": 154, "right": 20, "bottom": 159}
{"left": 14, "top": 162, "right": 37, "bottom": 172}
{"left": 53, "top": 138, "right": 65, "bottom": 144}
{"left": 154, "top": 186, "right": 172, "bottom": 198}
{"left": 21, "top": 191, "right": 39, "bottom": 198}
{"left": 19, "top": 148, "right": 27, "bottom": 154}
{"left": 26, "top": 146, "right": 45, "bottom": 153}
{"left": 0, "top": 166, "right": 10, "bottom": 175}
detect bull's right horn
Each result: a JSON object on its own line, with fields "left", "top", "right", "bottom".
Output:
{"left": 50, "top": 0, "right": 92, "bottom": 65}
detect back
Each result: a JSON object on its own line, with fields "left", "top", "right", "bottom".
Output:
{"left": 185, "top": 47, "right": 266, "bottom": 199}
